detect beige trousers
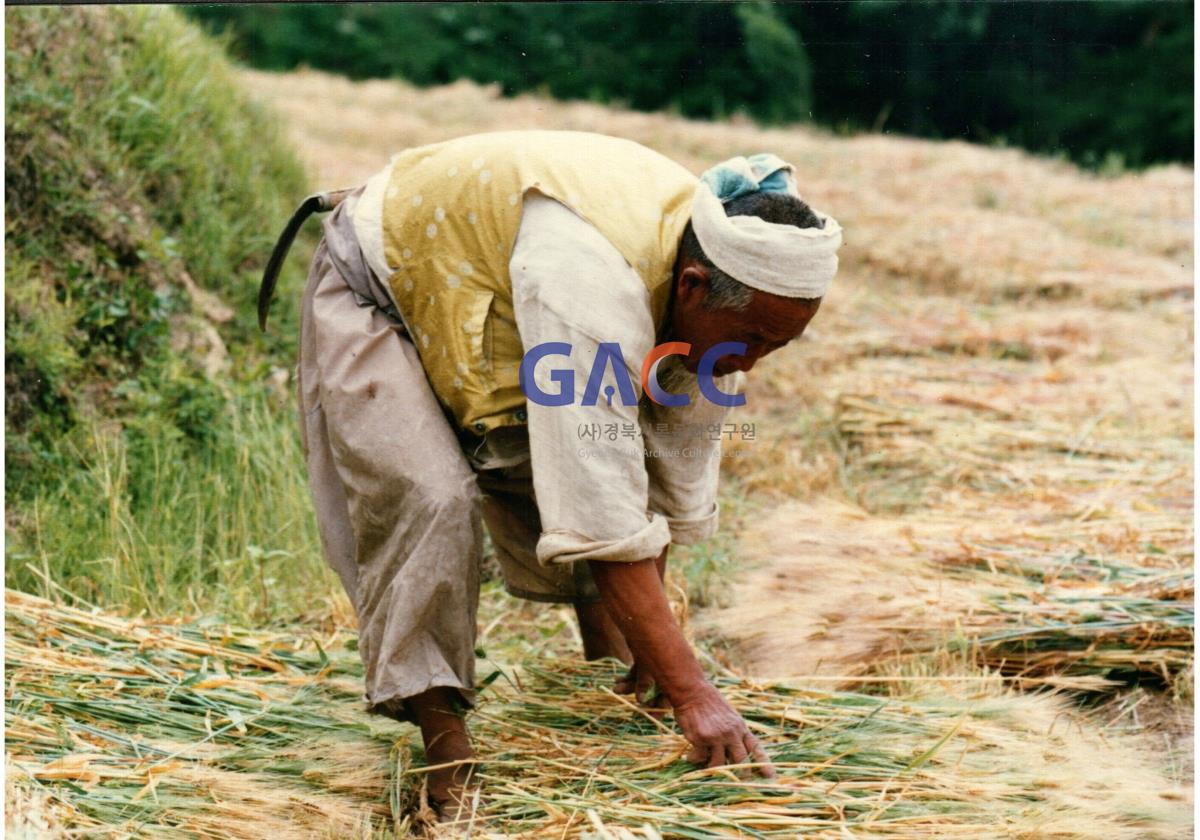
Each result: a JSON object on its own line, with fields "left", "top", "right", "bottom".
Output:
{"left": 297, "top": 238, "right": 598, "bottom": 721}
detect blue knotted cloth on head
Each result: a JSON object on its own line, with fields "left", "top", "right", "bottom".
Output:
{"left": 699, "top": 153, "right": 798, "bottom": 204}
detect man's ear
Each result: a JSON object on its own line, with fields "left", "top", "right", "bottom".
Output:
{"left": 676, "top": 264, "right": 709, "bottom": 308}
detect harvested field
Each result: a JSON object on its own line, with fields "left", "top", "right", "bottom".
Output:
{"left": 700, "top": 502, "right": 1191, "bottom": 691}
{"left": 6, "top": 590, "right": 1192, "bottom": 839}
{"left": 6, "top": 65, "right": 1193, "bottom": 837}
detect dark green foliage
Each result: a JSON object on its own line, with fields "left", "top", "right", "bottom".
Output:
{"left": 736, "top": 1, "right": 814, "bottom": 124}
{"left": 792, "top": 0, "right": 1192, "bottom": 168}
{"left": 187, "top": 3, "right": 816, "bottom": 125}
{"left": 187, "top": 0, "right": 1192, "bottom": 169}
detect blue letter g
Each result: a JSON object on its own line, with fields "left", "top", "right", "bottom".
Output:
{"left": 520, "top": 342, "right": 574, "bottom": 407}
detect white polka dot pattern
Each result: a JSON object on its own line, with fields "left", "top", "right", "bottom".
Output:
{"left": 373, "top": 132, "right": 696, "bottom": 433}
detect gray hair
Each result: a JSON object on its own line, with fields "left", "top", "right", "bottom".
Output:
{"left": 703, "top": 269, "right": 754, "bottom": 312}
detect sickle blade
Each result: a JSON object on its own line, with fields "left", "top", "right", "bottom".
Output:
{"left": 257, "top": 189, "right": 353, "bottom": 332}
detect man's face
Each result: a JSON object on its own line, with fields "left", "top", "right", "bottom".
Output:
{"left": 668, "top": 258, "right": 822, "bottom": 376}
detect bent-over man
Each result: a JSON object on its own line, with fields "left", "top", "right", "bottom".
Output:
{"left": 282, "top": 130, "right": 841, "bottom": 821}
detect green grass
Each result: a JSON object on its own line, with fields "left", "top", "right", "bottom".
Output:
{"left": 6, "top": 389, "right": 334, "bottom": 623}
{"left": 5, "top": 6, "right": 327, "bottom": 623}
{"left": 672, "top": 486, "right": 754, "bottom": 610}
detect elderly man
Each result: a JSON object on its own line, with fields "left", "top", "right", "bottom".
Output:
{"left": 266, "top": 130, "right": 840, "bottom": 820}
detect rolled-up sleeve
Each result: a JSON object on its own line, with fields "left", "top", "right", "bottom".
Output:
{"left": 510, "top": 192, "right": 672, "bottom": 565}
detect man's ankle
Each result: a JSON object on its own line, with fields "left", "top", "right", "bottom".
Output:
{"left": 407, "top": 686, "right": 465, "bottom": 718}
{"left": 406, "top": 693, "right": 475, "bottom": 814}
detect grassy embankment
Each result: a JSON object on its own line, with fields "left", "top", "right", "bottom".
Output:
{"left": 5, "top": 6, "right": 334, "bottom": 624}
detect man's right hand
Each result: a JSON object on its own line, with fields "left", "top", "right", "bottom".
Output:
{"left": 672, "top": 682, "right": 775, "bottom": 778}
{"left": 586, "top": 555, "right": 775, "bottom": 779}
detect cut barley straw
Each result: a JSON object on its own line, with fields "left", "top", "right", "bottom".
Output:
{"left": 702, "top": 501, "right": 1192, "bottom": 697}
{"left": 926, "top": 539, "right": 1194, "bottom": 687}
{"left": 5, "top": 589, "right": 1190, "bottom": 838}
{"left": 5, "top": 589, "right": 395, "bottom": 839}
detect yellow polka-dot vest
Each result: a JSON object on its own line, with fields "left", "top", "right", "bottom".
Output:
{"left": 362, "top": 130, "right": 696, "bottom": 435}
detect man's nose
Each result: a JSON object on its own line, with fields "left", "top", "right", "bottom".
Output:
{"left": 746, "top": 342, "right": 773, "bottom": 364}
{"left": 724, "top": 351, "right": 761, "bottom": 374}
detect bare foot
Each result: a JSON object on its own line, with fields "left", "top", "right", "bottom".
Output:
{"left": 405, "top": 687, "right": 477, "bottom": 821}
{"left": 433, "top": 784, "right": 484, "bottom": 825}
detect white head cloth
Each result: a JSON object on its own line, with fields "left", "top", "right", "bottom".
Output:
{"left": 690, "top": 154, "right": 842, "bottom": 299}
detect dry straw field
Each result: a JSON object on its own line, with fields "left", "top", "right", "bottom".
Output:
{"left": 6, "top": 68, "right": 1193, "bottom": 837}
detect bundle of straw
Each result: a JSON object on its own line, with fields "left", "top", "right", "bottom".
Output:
{"left": 5, "top": 589, "right": 1190, "bottom": 838}
{"left": 931, "top": 542, "right": 1193, "bottom": 687}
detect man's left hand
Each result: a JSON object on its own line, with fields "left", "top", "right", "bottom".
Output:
{"left": 614, "top": 661, "right": 671, "bottom": 714}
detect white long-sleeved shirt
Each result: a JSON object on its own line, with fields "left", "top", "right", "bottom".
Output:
{"left": 505, "top": 191, "right": 739, "bottom": 565}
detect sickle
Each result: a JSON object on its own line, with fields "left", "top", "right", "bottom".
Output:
{"left": 257, "top": 188, "right": 353, "bottom": 332}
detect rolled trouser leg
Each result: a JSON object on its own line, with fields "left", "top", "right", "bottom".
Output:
{"left": 302, "top": 240, "right": 482, "bottom": 720}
